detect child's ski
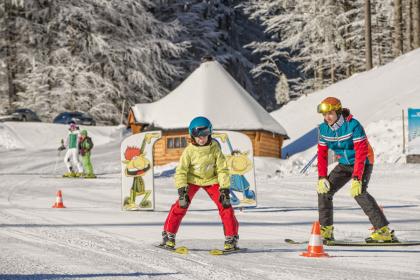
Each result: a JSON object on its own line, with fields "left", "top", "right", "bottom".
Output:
{"left": 154, "top": 244, "right": 189, "bottom": 254}
{"left": 209, "top": 248, "right": 247, "bottom": 255}
{"left": 284, "top": 238, "right": 307, "bottom": 245}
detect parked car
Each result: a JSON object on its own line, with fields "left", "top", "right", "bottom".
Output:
{"left": 53, "top": 111, "right": 96, "bottom": 126}
{"left": 0, "top": 108, "right": 41, "bottom": 122}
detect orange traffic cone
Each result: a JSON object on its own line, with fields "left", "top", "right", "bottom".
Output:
{"left": 52, "top": 190, "right": 66, "bottom": 208}
{"left": 300, "top": 221, "right": 329, "bottom": 257}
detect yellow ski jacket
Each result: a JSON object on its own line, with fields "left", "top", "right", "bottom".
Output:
{"left": 175, "top": 140, "right": 230, "bottom": 189}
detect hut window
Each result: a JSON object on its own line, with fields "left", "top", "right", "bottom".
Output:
{"left": 166, "top": 136, "right": 188, "bottom": 149}
{"left": 167, "top": 138, "right": 174, "bottom": 149}
{"left": 181, "top": 137, "right": 187, "bottom": 147}
{"left": 174, "top": 137, "right": 180, "bottom": 148}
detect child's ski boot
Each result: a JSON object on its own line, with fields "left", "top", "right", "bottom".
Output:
{"left": 161, "top": 231, "right": 176, "bottom": 249}
{"left": 63, "top": 171, "right": 75, "bottom": 178}
{"left": 84, "top": 173, "right": 97, "bottom": 179}
{"left": 224, "top": 235, "right": 239, "bottom": 251}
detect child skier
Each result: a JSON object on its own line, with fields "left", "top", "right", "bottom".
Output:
{"left": 79, "top": 129, "right": 96, "bottom": 178}
{"left": 160, "top": 116, "right": 240, "bottom": 250}
{"left": 59, "top": 122, "right": 84, "bottom": 177}
{"left": 316, "top": 97, "right": 397, "bottom": 243}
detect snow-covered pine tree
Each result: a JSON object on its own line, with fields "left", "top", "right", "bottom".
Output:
{"left": 414, "top": 0, "right": 420, "bottom": 48}
{"left": 244, "top": 0, "right": 356, "bottom": 94}
{"left": 402, "top": 0, "right": 420, "bottom": 51}
{"left": 0, "top": 0, "right": 32, "bottom": 114}
{"left": 243, "top": 0, "right": 410, "bottom": 100}
{"left": 5, "top": 0, "right": 186, "bottom": 124}
{"left": 275, "top": 73, "right": 290, "bottom": 106}
{"left": 0, "top": 1, "right": 7, "bottom": 114}
{"left": 371, "top": 0, "right": 394, "bottom": 66}
{"left": 393, "top": 0, "right": 404, "bottom": 56}
{"left": 156, "top": 0, "right": 293, "bottom": 111}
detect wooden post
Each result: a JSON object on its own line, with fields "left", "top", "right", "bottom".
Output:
{"left": 402, "top": 109, "right": 406, "bottom": 154}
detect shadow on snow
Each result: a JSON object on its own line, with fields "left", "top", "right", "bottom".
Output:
{"left": 0, "top": 272, "right": 179, "bottom": 280}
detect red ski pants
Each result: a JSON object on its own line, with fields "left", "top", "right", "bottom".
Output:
{"left": 164, "top": 184, "right": 239, "bottom": 236}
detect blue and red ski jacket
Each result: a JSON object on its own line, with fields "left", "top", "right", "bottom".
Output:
{"left": 317, "top": 114, "right": 374, "bottom": 180}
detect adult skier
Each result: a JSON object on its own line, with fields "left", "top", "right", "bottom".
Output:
{"left": 316, "top": 97, "right": 397, "bottom": 243}
{"left": 160, "top": 116, "right": 240, "bottom": 250}
{"left": 79, "top": 129, "right": 96, "bottom": 178}
{"left": 59, "top": 122, "right": 84, "bottom": 177}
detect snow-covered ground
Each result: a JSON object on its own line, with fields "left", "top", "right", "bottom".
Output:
{"left": 0, "top": 122, "right": 125, "bottom": 152}
{"left": 271, "top": 48, "right": 420, "bottom": 163}
{"left": 1, "top": 50, "right": 420, "bottom": 279}
{"left": 1, "top": 141, "right": 420, "bottom": 280}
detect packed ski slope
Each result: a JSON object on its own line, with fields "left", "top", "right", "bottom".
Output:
{"left": 1, "top": 139, "right": 420, "bottom": 280}
{"left": 1, "top": 49, "right": 420, "bottom": 279}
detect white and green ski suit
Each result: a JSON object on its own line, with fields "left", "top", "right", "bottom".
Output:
{"left": 64, "top": 130, "right": 83, "bottom": 173}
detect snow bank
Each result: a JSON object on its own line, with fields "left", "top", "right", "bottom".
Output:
{"left": 0, "top": 122, "right": 124, "bottom": 151}
{"left": 271, "top": 48, "right": 420, "bottom": 162}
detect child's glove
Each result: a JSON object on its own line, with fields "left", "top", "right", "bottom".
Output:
{"left": 178, "top": 186, "right": 190, "bottom": 209}
{"left": 317, "top": 177, "right": 330, "bottom": 194}
{"left": 219, "top": 188, "right": 231, "bottom": 209}
{"left": 350, "top": 178, "right": 362, "bottom": 197}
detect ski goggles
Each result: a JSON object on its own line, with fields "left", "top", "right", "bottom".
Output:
{"left": 191, "top": 126, "right": 211, "bottom": 138}
{"left": 317, "top": 102, "right": 342, "bottom": 113}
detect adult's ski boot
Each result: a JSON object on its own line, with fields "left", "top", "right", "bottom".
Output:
{"left": 320, "top": 225, "right": 335, "bottom": 242}
{"left": 366, "top": 226, "right": 398, "bottom": 243}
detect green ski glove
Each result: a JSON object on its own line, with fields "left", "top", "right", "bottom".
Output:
{"left": 317, "top": 178, "right": 330, "bottom": 194}
{"left": 350, "top": 178, "right": 362, "bottom": 197}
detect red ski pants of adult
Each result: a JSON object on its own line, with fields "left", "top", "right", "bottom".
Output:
{"left": 164, "top": 184, "right": 239, "bottom": 236}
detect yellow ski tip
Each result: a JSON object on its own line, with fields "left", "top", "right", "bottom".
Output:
{"left": 175, "top": 246, "right": 189, "bottom": 254}
{"left": 209, "top": 249, "right": 224, "bottom": 255}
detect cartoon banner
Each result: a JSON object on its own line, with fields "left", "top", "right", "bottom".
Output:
{"left": 121, "top": 131, "right": 162, "bottom": 211}
{"left": 408, "top": 108, "right": 420, "bottom": 155}
{"left": 213, "top": 131, "right": 257, "bottom": 208}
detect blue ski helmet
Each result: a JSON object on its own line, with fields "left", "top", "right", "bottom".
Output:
{"left": 188, "top": 116, "right": 212, "bottom": 137}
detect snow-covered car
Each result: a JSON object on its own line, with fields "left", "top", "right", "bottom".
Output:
{"left": 11, "top": 108, "right": 42, "bottom": 122}
{"left": 53, "top": 111, "right": 96, "bottom": 126}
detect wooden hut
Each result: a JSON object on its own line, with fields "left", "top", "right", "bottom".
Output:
{"left": 128, "top": 60, "right": 289, "bottom": 166}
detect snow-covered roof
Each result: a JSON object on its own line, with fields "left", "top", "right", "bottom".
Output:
{"left": 131, "top": 61, "right": 288, "bottom": 137}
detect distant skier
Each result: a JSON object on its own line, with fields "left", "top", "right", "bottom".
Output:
{"left": 316, "top": 97, "right": 397, "bottom": 243}
{"left": 79, "top": 129, "right": 96, "bottom": 179}
{"left": 160, "top": 116, "right": 240, "bottom": 251}
{"left": 59, "top": 122, "right": 84, "bottom": 177}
